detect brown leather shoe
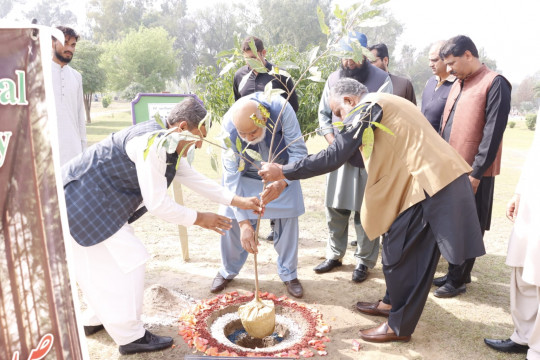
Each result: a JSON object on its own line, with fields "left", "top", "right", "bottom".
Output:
{"left": 284, "top": 278, "right": 303, "bottom": 298}
{"left": 360, "top": 322, "right": 411, "bottom": 343}
{"left": 355, "top": 300, "right": 390, "bottom": 317}
{"left": 210, "top": 273, "right": 231, "bottom": 293}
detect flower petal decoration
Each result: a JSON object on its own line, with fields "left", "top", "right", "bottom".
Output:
{"left": 178, "top": 291, "right": 331, "bottom": 358}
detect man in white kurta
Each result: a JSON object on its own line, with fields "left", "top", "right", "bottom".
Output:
{"left": 51, "top": 26, "right": 86, "bottom": 165}
{"left": 63, "top": 98, "right": 260, "bottom": 355}
{"left": 484, "top": 107, "right": 540, "bottom": 359}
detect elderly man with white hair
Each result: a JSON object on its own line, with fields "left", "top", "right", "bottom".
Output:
{"left": 210, "top": 92, "right": 308, "bottom": 298}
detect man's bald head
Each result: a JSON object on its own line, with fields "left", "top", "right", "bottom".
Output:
{"left": 232, "top": 97, "right": 267, "bottom": 144}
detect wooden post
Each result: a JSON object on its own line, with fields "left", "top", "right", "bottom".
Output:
{"left": 172, "top": 179, "right": 189, "bottom": 260}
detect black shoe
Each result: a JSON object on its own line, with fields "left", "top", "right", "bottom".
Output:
{"left": 265, "top": 230, "right": 274, "bottom": 241}
{"left": 313, "top": 259, "right": 342, "bottom": 274}
{"left": 350, "top": 241, "right": 358, "bottom": 247}
{"left": 484, "top": 338, "right": 529, "bottom": 353}
{"left": 433, "top": 274, "right": 448, "bottom": 287}
{"left": 352, "top": 264, "right": 369, "bottom": 283}
{"left": 433, "top": 273, "right": 472, "bottom": 287}
{"left": 84, "top": 324, "right": 104, "bottom": 336}
{"left": 433, "top": 283, "right": 466, "bottom": 298}
{"left": 210, "top": 272, "right": 231, "bottom": 293}
{"left": 118, "top": 330, "right": 173, "bottom": 355}
{"left": 284, "top": 278, "right": 303, "bottom": 298}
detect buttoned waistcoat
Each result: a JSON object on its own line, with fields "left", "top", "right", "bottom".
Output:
{"left": 358, "top": 93, "right": 472, "bottom": 240}
{"left": 440, "top": 65, "right": 507, "bottom": 176}
{"left": 62, "top": 120, "right": 177, "bottom": 246}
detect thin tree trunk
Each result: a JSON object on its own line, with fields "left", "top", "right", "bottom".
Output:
{"left": 84, "top": 93, "right": 92, "bottom": 124}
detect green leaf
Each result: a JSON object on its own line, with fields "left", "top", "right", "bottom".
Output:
{"left": 308, "top": 46, "right": 319, "bottom": 65}
{"left": 246, "top": 58, "right": 267, "bottom": 73}
{"left": 143, "top": 132, "right": 160, "bottom": 161}
{"left": 371, "top": 0, "right": 391, "bottom": 5}
{"left": 238, "top": 70, "right": 253, "bottom": 92}
{"left": 224, "top": 136, "right": 232, "bottom": 149}
{"left": 219, "top": 62, "right": 236, "bottom": 76}
{"left": 332, "top": 121, "right": 344, "bottom": 132}
{"left": 238, "top": 158, "right": 245, "bottom": 172}
{"left": 264, "top": 80, "right": 273, "bottom": 98}
{"left": 363, "top": 47, "right": 376, "bottom": 62}
{"left": 210, "top": 154, "right": 218, "bottom": 172}
{"left": 245, "top": 148, "right": 263, "bottom": 161}
{"left": 236, "top": 137, "right": 243, "bottom": 153}
{"left": 269, "top": 67, "right": 292, "bottom": 79}
{"left": 177, "top": 142, "right": 191, "bottom": 159}
{"left": 357, "top": 16, "right": 389, "bottom": 28}
{"left": 328, "top": 50, "right": 350, "bottom": 59}
{"left": 154, "top": 113, "right": 165, "bottom": 128}
{"left": 275, "top": 60, "right": 299, "bottom": 70}
{"left": 350, "top": 40, "right": 364, "bottom": 63}
{"left": 317, "top": 5, "right": 330, "bottom": 35}
{"left": 333, "top": 4, "right": 344, "bottom": 20}
{"left": 307, "top": 66, "right": 323, "bottom": 82}
{"left": 265, "top": 87, "right": 286, "bottom": 102}
{"left": 216, "top": 49, "right": 235, "bottom": 58}
{"left": 362, "top": 127, "right": 374, "bottom": 159}
{"left": 199, "top": 111, "right": 212, "bottom": 131}
{"left": 186, "top": 146, "right": 195, "bottom": 165}
{"left": 358, "top": 9, "right": 381, "bottom": 21}
{"left": 371, "top": 121, "right": 395, "bottom": 136}
{"left": 249, "top": 38, "right": 257, "bottom": 55}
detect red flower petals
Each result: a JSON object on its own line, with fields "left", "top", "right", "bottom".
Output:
{"left": 178, "top": 291, "right": 331, "bottom": 358}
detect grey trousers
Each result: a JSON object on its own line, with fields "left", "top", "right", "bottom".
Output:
{"left": 325, "top": 207, "right": 380, "bottom": 268}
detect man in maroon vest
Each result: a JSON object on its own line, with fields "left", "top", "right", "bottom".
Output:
{"left": 434, "top": 35, "right": 511, "bottom": 298}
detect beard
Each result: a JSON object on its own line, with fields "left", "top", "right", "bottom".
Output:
{"left": 340, "top": 57, "right": 370, "bottom": 84}
{"left": 55, "top": 49, "right": 73, "bottom": 64}
{"left": 240, "top": 127, "right": 266, "bottom": 145}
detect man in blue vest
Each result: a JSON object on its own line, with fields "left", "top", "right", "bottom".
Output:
{"left": 315, "top": 31, "right": 392, "bottom": 284}
{"left": 62, "top": 97, "right": 261, "bottom": 355}
{"left": 210, "top": 93, "right": 308, "bottom": 298}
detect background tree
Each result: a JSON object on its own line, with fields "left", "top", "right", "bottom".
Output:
{"left": 361, "top": 9, "right": 403, "bottom": 52}
{"left": 512, "top": 75, "right": 540, "bottom": 113}
{"left": 24, "top": 0, "right": 77, "bottom": 27}
{"left": 173, "top": 2, "right": 254, "bottom": 78}
{"left": 86, "top": 0, "right": 153, "bottom": 42}
{"left": 100, "top": 26, "right": 177, "bottom": 96}
{"left": 268, "top": 43, "right": 338, "bottom": 135}
{"left": 70, "top": 40, "right": 106, "bottom": 123}
{"left": 254, "top": 0, "right": 331, "bottom": 52}
{"left": 0, "top": 0, "right": 23, "bottom": 18}
{"left": 390, "top": 44, "right": 431, "bottom": 100}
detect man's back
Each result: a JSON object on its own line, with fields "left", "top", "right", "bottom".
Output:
{"left": 389, "top": 73, "right": 416, "bottom": 105}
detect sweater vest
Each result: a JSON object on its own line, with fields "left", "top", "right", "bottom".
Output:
{"left": 62, "top": 120, "right": 178, "bottom": 246}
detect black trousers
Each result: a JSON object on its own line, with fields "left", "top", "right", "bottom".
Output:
{"left": 383, "top": 203, "right": 440, "bottom": 336}
{"left": 446, "top": 176, "right": 494, "bottom": 287}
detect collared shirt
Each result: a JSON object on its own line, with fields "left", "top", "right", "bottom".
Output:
{"left": 233, "top": 61, "right": 299, "bottom": 112}
{"left": 51, "top": 61, "right": 87, "bottom": 165}
{"left": 125, "top": 133, "right": 235, "bottom": 226}
{"left": 421, "top": 75, "right": 456, "bottom": 131}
